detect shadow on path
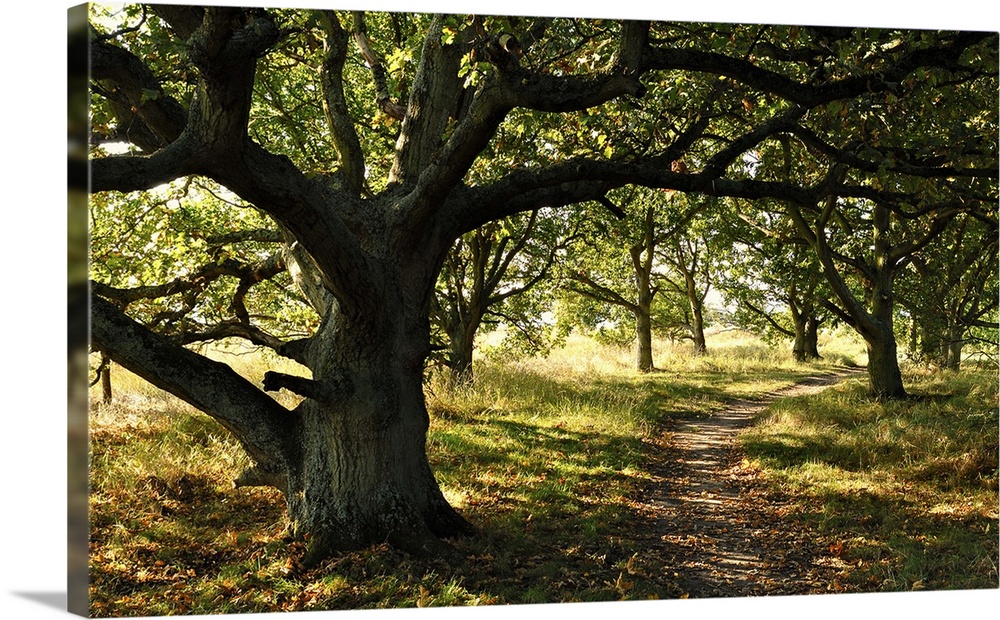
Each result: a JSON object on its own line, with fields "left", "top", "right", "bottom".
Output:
{"left": 634, "top": 367, "right": 866, "bottom": 598}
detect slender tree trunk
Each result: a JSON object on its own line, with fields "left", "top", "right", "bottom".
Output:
{"left": 100, "top": 353, "right": 113, "bottom": 404}
{"left": 946, "top": 340, "right": 963, "bottom": 370}
{"left": 908, "top": 315, "right": 920, "bottom": 361}
{"left": 790, "top": 303, "right": 807, "bottom": 362}
{"left": 690, "top": 306, "right": 707, "bottom": 355}
{"left": 633, "top": 277, "right": 655, "bottom": 372}
{"left": 634, "top": 307, "right": 655, "bottom": 372}
{"left": 944, "top": 324, "right": 964, "bottom": 370}
{"left": 684, "top": 272, "right": 707, "bottom": 355}
{"left": 925, "top": 313, "right": 950, "bottom": 367}
{"left": 804, "top": 315, "right": 822, "bottom": 360}
{"left": 865, "top": 217, "right": 907, "bottom": 398}
{"left": 631, "top": 206, "right": 657, "bottom": 372}
{"left": 928, "top": 322, "right": 946, "bottom": 365}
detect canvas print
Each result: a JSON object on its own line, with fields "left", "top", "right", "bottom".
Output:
{"left": 71, "top": 1, "right": 998, "bottom": 616}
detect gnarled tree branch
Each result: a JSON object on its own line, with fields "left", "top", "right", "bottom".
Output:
{"left": 90, "top": 295, "right": 297, "bottom": 477}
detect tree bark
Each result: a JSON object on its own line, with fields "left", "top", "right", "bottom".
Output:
{"left": 100, "top": 355, "right": 113, "bottom": 405}
{"left": 634, "top": 306, "right": 655, "bottom": 372}
{"left": 685, "top": 271, "right": 708, "bottom": 355}
{"left": 804, "top": 315, "right": 822, "bottom": 360}
{"left": 285, "top": 315, "right": 471, "bottom": 561}
{"left": 92, "top": 280, "right": 474, "bottom": 562}
{"left": 276, "top": 257, "right": 475, "bottom": 561}
{"left": 631, "top": 206, "right": 657, "bottom": 372}
{"left": 791, "top": 313, "right": 808, "bottom": 362}
{"left": 944, "top": 325, "right": 964, "bottom": 370}
{"left": 865, "top": 325, "right": 907, "bottom": 398}
{"left": 446, "top": 314, "right": 480, "bottom": 387}
{"left": 790, "top": 314, "right": 821, "bottom": 362}
{"left": 862, "top": 204, "right": 908, "bottom": 398}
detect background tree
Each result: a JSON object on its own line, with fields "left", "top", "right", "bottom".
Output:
{"left": 430, "top": 207, "right": 581, "bottom": 386}
{"left": 653, "top": 194, "right": 729, "bottom": 355}
{"left": 742, "top": 29, "right": 998, "bottom": 396}
{"left": 562, "top": 187, "right": 702, "bottom": 370}
{"left": 898, "top": 213, "right": 999, "bottom": 369}
{"left": 719, "top": 199, "right": 833, "bottom": 361}
{"left": 88, "top": 4, "right": 998, "bottom": 560}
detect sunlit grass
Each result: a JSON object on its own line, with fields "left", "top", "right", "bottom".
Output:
{"left": 86, "top": 330, "right": 993, "bottom": 614}
{"left": 741, "top": 367, "right": 998, "bottom": 591}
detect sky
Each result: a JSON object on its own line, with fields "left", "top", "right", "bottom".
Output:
{"left": 1, "top": 2, "right": 997, "bottom": 619}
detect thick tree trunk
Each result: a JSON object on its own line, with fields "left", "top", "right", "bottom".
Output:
{"left": 865, "top": 327, "right": 907, "bottom": 399}
{"left": 865, "top": 255, "right": 907, "bottom": 398}
{"left": 92, "top": 270, "right": 473, "bottom": 564}
{"left": 281, "top": 277, "right": 474, "bottom": 562}
{"left": 446, "top": 316, "right": 479, "bottom": 387}
{"left": 804, "top": 315, "right": 822, "bottom": 360}
{"left": 283, "top": 359, "right": 470, "bottom": 562}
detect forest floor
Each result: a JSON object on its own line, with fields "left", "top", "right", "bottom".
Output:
{"left": 632, "top": 367, "right": 868, "bottom": 598}
{"left": 87, "top": 349, "right": 997, "bottom": 614}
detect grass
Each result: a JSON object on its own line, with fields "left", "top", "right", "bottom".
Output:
{"left": 86, "top": 330, "right": 998, "bottom": 615}
{"left": 740, "top": 366, "right": 999, "bottom": 591}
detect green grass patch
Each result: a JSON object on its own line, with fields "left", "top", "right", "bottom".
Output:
{"left": 87, "top": 332, "right": 879, "bottom": 614}
{"left": 741, "top": 367, "right": 999, "bottom": 591}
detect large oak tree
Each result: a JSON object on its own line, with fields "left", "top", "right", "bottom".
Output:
{"left": 87, "top": 4, "right": 998, "bottom": 560}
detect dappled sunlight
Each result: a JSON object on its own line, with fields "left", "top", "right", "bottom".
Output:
{"left": 77, "top": 1, "right": 997, "bottom": 614}
{"left": 740, "top": 368, "right": 998, "bottom": 591}
{"left": 88, "top": 332, "right": 997, "bottom": 612}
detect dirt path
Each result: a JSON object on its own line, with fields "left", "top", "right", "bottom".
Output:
{"left": 633, "top": 367, "right": 866, "bottom": 598}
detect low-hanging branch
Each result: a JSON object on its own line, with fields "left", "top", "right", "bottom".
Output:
{"left": 740, "top": 298, "right": 796, "bottom": 338}
{"left": 564, "top": 272, "right": 640, "bottom": 313}
{"left": 173, "top": 322, "right": 300, "bottom": 361}
{"left": 90, "top": 252, "right": 312, "bottom": 359}
{"left": 90, "top": 294, "right": 296, "bottom": 473}
{"left": 92, "top": 254, "right": 286, "bottom": 306}
{"left": 262, "top": 371, "right": 352, "bottom": 403}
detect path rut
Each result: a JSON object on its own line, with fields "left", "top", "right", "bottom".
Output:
{"left": 634, "top": 367, "right": 866, "bottom": 598}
